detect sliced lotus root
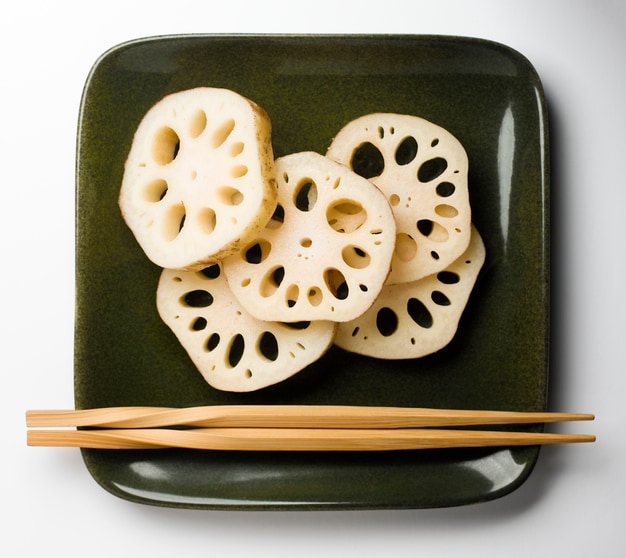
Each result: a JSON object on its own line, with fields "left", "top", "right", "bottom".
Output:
{"left": 156, "top": 263, "right": 336, "bottom": 392}
{"left": 222, "top": 151, "right": 396, "bottom": 323}
{"left": 119, "top": 87, "right": 277, "bottom": 271}
{"left": 334, "top": 225, "right": 485, "bottom": 359}
{"left": 327, "top": 112, "right": 472, "bottom": 284}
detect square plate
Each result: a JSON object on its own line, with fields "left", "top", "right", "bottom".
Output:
{"left": 75, "top": 34, "right": 549, "bottom": 510}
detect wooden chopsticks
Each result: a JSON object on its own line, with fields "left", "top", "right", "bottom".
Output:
{"left": 25, "top": 405, "right": 595, "bottom": 451}
{"left": 26, "top": 404, "right": 594, "bottom": 429}
{"left": 26, "top": 427, "right": 595, "bottom": 451}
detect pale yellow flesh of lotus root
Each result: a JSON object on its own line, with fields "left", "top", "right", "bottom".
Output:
{"left": 327, "top": 113, "right": 472, "bottom": 284}
{"left": 334, "top": 226, "right": 485, "bottom": 359}
{"left": 222, "top": 151, "right": 396, "bottom": 323}
{"left": 119, "top": 87, "right": 277, "bottom": 271}
{"left": 156, "top": 263, "right": 336, "bottom": 392}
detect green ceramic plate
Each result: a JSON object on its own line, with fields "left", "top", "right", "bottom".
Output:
{"left": 75, "top": 34, "right": 549, "bottom": 510}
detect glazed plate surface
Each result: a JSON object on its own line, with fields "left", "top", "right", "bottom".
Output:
{"left": 75, "top": 34, "right": 549, "bottom": 509}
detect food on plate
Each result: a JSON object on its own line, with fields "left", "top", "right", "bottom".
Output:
{"left": 222, "top": 151, "right": 397, "bottom": 323}
{"left": 156, "top": 262, "right": 336, "bottom": 392}
{"left": 333, "top": 225, "right": 485, "bottom": 359}
{"left": 117, "top": 86, "right": 486, "bottom": 390}
{"left": 119, "top": 87, "right": 277, "bottom": 271}
{"left": 326, "top": 113, "right": 472, "bottom": 285}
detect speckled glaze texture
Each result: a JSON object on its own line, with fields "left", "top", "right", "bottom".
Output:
{"left": 75, "top": 34, "right": 549, "bottom": 510}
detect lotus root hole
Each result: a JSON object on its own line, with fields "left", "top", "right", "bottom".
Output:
{"left": 267, "top": 204, "right": 285, "bottom": 229}
{"left": 226, "top": 333, "right": 245, "bottom": 368}
{"left": 258, "top": 331, "right": 279, "bottom": 362}
{"left": 299, "top": 237, "right": 312, "bottom": 248}
{"left": 218, "top": 186, "right": 244, "bottom": 206}
{"left": 395, "top": 136, "right": 418, "bottom": 166}
{"left": 431, "top": 290, "right": 451, "bottom": 306}
{"left": 436, "top": 182, "right": 456, "bottom": 197}
{"left": 417, "top": 219, "right": 449, "bottom": 242}
{"left": 230, "top": 165, "right": 248, "bottom": 178}
{"left": 307, "top": 287, "right": 323, "bottom": 307}
{"left": 350, "top": 142, "right": 384, "bottom": 179}
{"left": 144, "top": 178, "right": 168, "bottom": 202}
{"left": 181, "top": 289, "right": 214, "bottom": 308}
{"left": 260, "top": 266, "right": 285, "bottom": 297}
{"left": 152, "top": 126, "right": 180, "bottom": 165}
{"left": 282, "top": 321, "right": 312, "bottom": 330}
{"left": 326, "top": 201, "right": 367, "bottom": 233}
{"left": 191, "top": 317, "right": 207, "bottom": 331}
{"left": 418, "top": 157, "right": 448, "bottom": 182}
{"left": 294, "top": 179, "right": 318, "bottom": 212}
{"left": 407, "top": 298, "right": 433, "bottom": 328}
{"left": 229, "top": 142, "right": 245, "bottom": 157}
{"left": 189, "top": 110, "right": 208, "bottom": 138}
{"left": 211, "top": 118, "right": 235, "bottom": 149}
{"left": 205, "top": 333, "right": 220, "bottom": 352}
{"left": 437, "top": 271, "right": 460, "bottom": 284}
{"left": 342, "top": 245, "right": 371, "bottom": 269}
{"left": 435, "top": 204, "right": 459, "bottom": 218}
{"left": 200, "top": 264, "right": 221, "bottom": 279}
{"left": 376, "top": 307, "right": 398, "bottom": 337}
{"left": 395, "top": 233, "right": 417, "bottom": 262}
{"left": 244, "top": 240, "right": 271, "bottom": 264}
{"left": 163, "top": 203, "right": 186, "bottom": 241}
{"left": 324, "top": 268, "right": 349, "bottom": 300}
{"left": 286, "top": 284, "right": 299, "bottom": 308}
{"left": 197, "top": 207, "right": 216, "bottom": 234}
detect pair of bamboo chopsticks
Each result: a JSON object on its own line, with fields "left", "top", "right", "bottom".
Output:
{"left": 25, "top": 405, "right": 595, "bottom": 451}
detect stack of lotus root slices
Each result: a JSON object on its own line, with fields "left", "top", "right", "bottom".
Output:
{"left": 118, "top": 87, "right": 485, "bottom": 392}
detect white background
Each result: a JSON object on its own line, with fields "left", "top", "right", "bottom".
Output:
{"left": 4, "top": 1, "right": 624, "bottom": 556}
